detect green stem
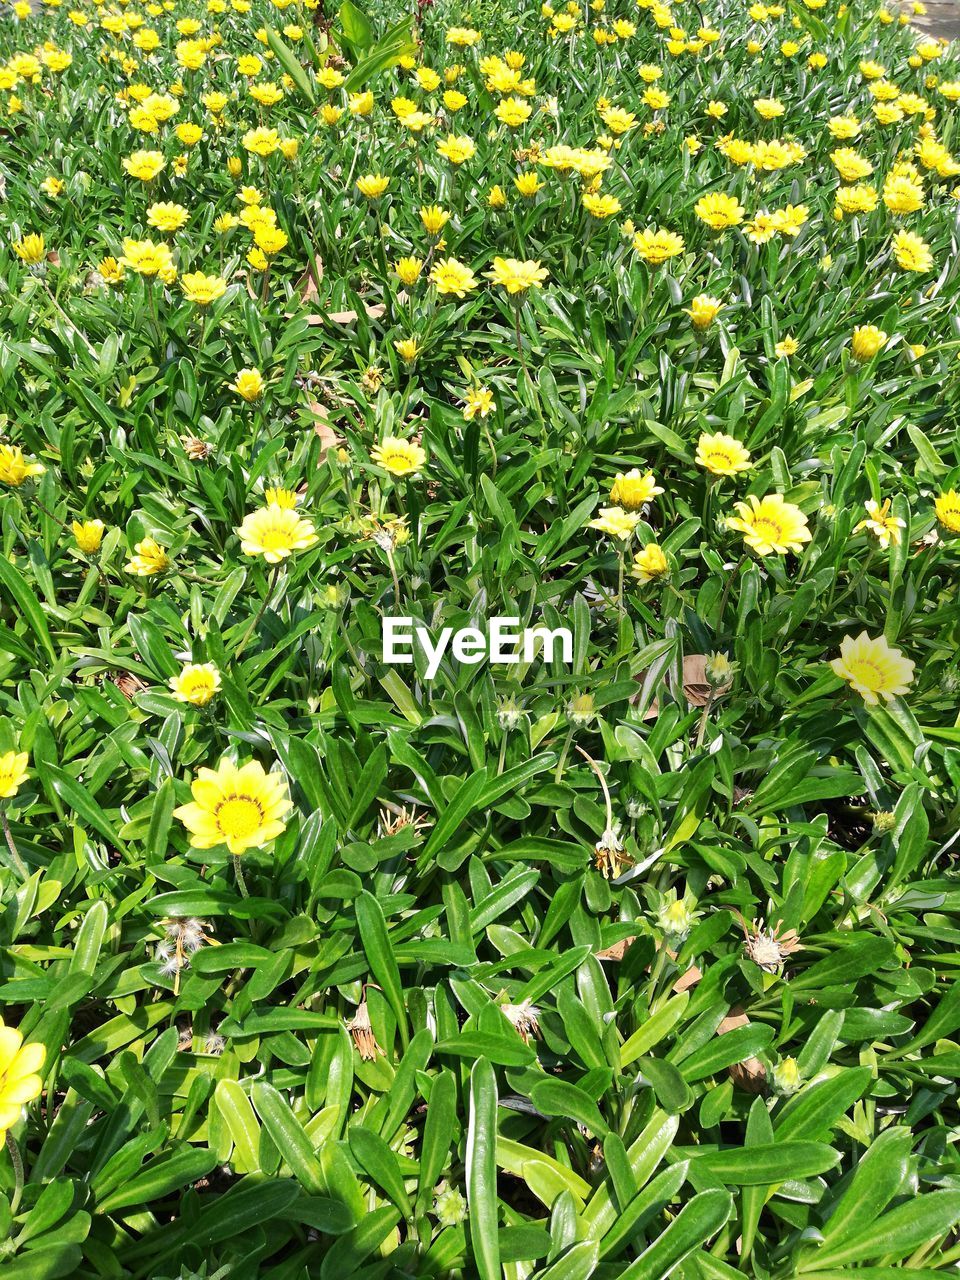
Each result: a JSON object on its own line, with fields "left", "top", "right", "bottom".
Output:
{"left": 233, "top": 855, "right": 249, "bottom": 899}
{"left": 6, "top": 1131, "right": 23, "bottom": 1216}
{"left": 234, "top": 562, "right": 281, "bottom": 659}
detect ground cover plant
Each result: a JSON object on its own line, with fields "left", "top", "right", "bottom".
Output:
{"left": 0, "top": 0, "right": 959, "bottom": 1273}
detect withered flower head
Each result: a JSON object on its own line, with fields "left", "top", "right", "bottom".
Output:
{"left": 346, "top": 1000, "right": 383, "bottom": 1061}
{"left": 737, "top": 914, "right": 803, "bottom": 974}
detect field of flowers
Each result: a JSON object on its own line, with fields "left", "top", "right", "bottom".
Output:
{"left": 0, "top": 0, "right": 959, "bottom": 1272}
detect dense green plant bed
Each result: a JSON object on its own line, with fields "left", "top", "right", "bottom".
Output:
{"left": 0, "top": 0, "right": 958, "bottom": 1273}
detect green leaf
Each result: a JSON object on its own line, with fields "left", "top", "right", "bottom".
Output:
{"left": 618, "top": 1189, "right": 732, "bottom": 1280}
{"left": 467, "top": 1058, "right": 501, "bottom": 1280}
{"left": 252, "top": 1081, "right": 325, "bottom": 1192}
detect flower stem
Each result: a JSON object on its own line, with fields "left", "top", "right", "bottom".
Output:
{"left": 6, "top": 1131, "right": 24, "bottom": 1215}
{"left": 235, "top": 562, "right": 281, "bottom": 659}
{"left": 233, "top": 855, "right": 249, "bottom": 899}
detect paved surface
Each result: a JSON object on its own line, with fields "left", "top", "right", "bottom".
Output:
{"left": 906, "top": 0, "right": 960, "bottom": 39}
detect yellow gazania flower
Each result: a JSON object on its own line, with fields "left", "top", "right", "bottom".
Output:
{"left": 40, "top": 177, "right": 64, "bottom": 198}
{"left": 181, "top": 272, "right": 227, "bottom": 306}
{"left": 231, "top": 367, "right": 264, "bottom": 401}
{"left": 588, "top": 506, "right": 641, "bottom": 540}
{"left": 242, "top": 125, "right": 280, "bottom": 156}
{"left": 686, "top": 294, "right": 723, "bottom": 329}
{"left": 830, "top": 633, "right": 915, "bottom": 705}
{"left": 882, "top": 173, "right": 925, "bottom": 214}
{"left": 356, "top": 174, "right": 390, "bottom": 198}
{"left": 444, "top": 90, "right": 468, "bottom": 111}
{"left": 265, "top": 487, "right": 298, "bottom": 509}
{"left": 125, "top": 537, "right": 170, "bottom": 576}
{"left": 174, "top": 757, "right": 291, "bottom": 854}
{"left": 0, "top": 1016, "right": 45, "bottom": 1135}
{"left": 147, "top": 202, "right": 189, "bottom": 233}
{"left": 854, "top": 498, "right": 906, "bottom": 548}
{"left": 121, "top": 238, "right": 174, "bottom": 278}
{"left": 122, "top": 150, "right": 166, "bottom": 181}
{"left": 72, "top": 519, "right": 105, "bottom": 553}
{"left": 169, "top": 662, "right": 221, "bottom": 706}
{"left": 830, "top": 147, "right": 872, "bottom": 182}
{"left": 632, "top": 543, "right": 669, "bottom": 583}
{"left": 420, "top": 205, "right": 451, "bottom": 236}
{"left": 934, "top": 490, "right": 960, "bottom": 533}
{"left": 176, "top": 122, "right": 203, "bottom": 146}
{"left": 487, "top": 257, "right": 548, "bottom": 294}
{"left": 394, "top": 256, "right": 424, "bottom": 285}
{"left": 495, "top": 96, "right": 532, "bottom": 127}
{"left": 892, "top": 230, "right": 933, "bottom": 273}
{"left": 696, "top": 432, "right": 751, "bottom": 477}
{"left": 632, "top": 227, "right": 684, "bottom": 265}
{"left": 371, "top": 437, "right": 427, "bottom": 477}
{"left": 430, "top": 258, "right": 478, "bottom": 297}
{"left": 253, "top": 226, "right": 288, "bottom": 257}
{"left": 514, "top": 172, "right": 544, "bottom": 197}
{"left": 12, "top": 233, "right": 46, "bottom": 264}
{"left": 775, "top": 336, "right": 799, "bottom": 357}
{"left": 0, "top": 445, "right": 44, "bottom": 486}
{"left": 436, "top": 134, "right": 476, "bottom": 164}
{"left": 610, "top": 469, "right": 663, "bottom": 510}
{"left": 0, "top": 752, "right": 29, "bottom": 800}
{"left": 348, "top": 91, "right": 375, "bottom": 116}
{"left": 727, "top": 494, "right": 812, "bottom": 555}
{"left": 237, "top": 506, "right": 318, "bottom": 562}
{"left": 851, "top": 325, "right": 888, "bottom": 361}
{"left": 394, "top": 337, "right": 421, "bottom": 363}
{"left": 463, "top": 387, "right": 495, "bottom": 420}
{"left": 583, "top": 192, "right": 621, "bottom": 219}
{"left": 753, "top": 96, "right": 785, "bottom": 118}
{"left": 694, "top": 192, "right": 745, "bottom": 230}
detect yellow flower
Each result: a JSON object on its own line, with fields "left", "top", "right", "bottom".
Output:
{"left": 514, "top": 171, "right": 544, "bottom": 197}
{"left": 237, "top": 506, "right": 318, "bottom": 562}
{"left": 934, "top": 490, "right": 960, "bottom": 532}
{"left": 487, "top": 256, "right": 548, "bottom": 294}
{"left": 394, "top": 337, "right": 421, "bottom": 363}
{"left": 176, "top": 122, "right": 203, "bottom": 146}
{"left": 892, "top": 230, "right": 933, "bottom": 273}
{"left": 436, "top": 134, "right": 476, "bottom": 164}
{"left": 348, "top": 91, "right": 374, "bottom": 116}
{"left": 40, "top": 177, "right": 64, "bottom": 198}
{"left": 582, "top": 192, "right": 621, "bottom": 218}
{"left": 830, "top": 633, "right": 914, "bottom": 705}
{"left": 122, "top": 150, "right": 166, "bottom": 181}
{"left": 72, "top": 519, "right": 105, "bottom": 553}
{"left": 854, "top": 498, "right": 905, "bottom": 548}
{"left": 686, "top": 294, "right": 723, "bottom": 329}
{"left": 634, "top": 537, "right": 670, "bottom": 583}
{"left": 753, "top": 96, "right": 785, "bottom": 118}
{"left": 242, "top": 125, "right": 280, "bottom": 156}
{"left": 170, "top": 662, "right": 221, "bottom": 706}
{"left": 12, "top": 233, "right": 45, "bottom": 264}
{"left": 231, "top": 367, "right": 264, "bottom": 401}
{"left": 632, "top": 542, "right": 669, "bottom": 582}
{"left": 610, "top": 469, "right": 663, "bottom": 510}
{"left": 265, "top": 487, "right": 298, "bottom": 509}
{"left": 851, "top": 325, "right": 888, "bottom": 361}
{"left": 181, "top": 272, "right": 227, "bottom": 306}
{"left": 0, "top": 445, "right": 44, "bottom": 486}
{"left": 727, "top": 494, "right": 812, "bottom": 555}
{"left": 430, "top": 257, "right": 478, "bottom": 297}
{"left": 696, "top": 432, "right": 751, "bottom": 476}
{"left": 883, "top": 173, "right": 925, "bottom": 214}
{"left": 125, "top": 537, "right": 170, "bottom": 576}
{"left": 420, "top": 205, "right": 451, "bottom": 236}
{"left": 371, "top": 437, "right": 427, "bottom": 477}
{"left": 174, "top": 757, "right": 291, "bottom": 854}
{"left": 694, "top": 192, "right": 745, "bottom": 230}
{"left": 253, "top": 226, "right": 288, "bottom": 256}
{"left": 121, "top": 238, "right": 174, "bottom": 278}
{"left": 463, "top": 387, "right": 495, "bottom": 420}
{"left": 775, "top": 336, "right": 799, "bottom": 358}
{"left": 495, "top": 96, "right": 532, "bottom": 126}
{"left": 356, "top": 174, "right": 390, "bottom": 198}
{"left": 147, "top": 202, "right": 189, "bottom": 233}
{"left": 394, "top": 256, "right": 424, "bottom": 285}
{"left": 633, "top": 227, "right": 685, "bottom": 264}
{"left": 0, "top": 752, "right": 29, "bottom": 800}
{"left": 0, "top": 1016, "right": 45, "bottom": 1135}
{"left": 488, "top": 184, "right": 508, "bottom": 208}
{"left": 588, "top": 506, "right": 641, "bottom": 540}
{"left": 830, "top": 147, "right": 872, "bottom": 182}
